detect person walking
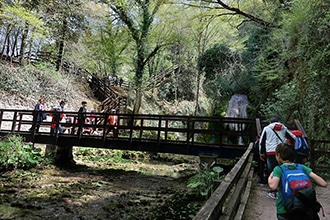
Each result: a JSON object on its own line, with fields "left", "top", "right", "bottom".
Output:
{"left": 106, "top": 109, "right": 119, "bottom": 137}
{"left": 50, "top": 100, "right": 66, "bottom": 134}
{"left": 77, "top": 101, "right": 88, "bottom": 135}
{"left": 29, "top": 99, "right": 46, "bottom": 133}
{"left": 51, "top": 108, "right": 65, "bottom": 134}
{"left": 259, "top": 116, "right": 295, "bottom": 199}
{"left": 268, "top": 143, "right": 327, "bottom": 220}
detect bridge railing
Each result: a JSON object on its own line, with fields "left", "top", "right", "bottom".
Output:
{"left": 0, "top": 109, "right": 258, "bottom": 157}
{"left": 193, "top": 143, "right": 254, "bottom": 220}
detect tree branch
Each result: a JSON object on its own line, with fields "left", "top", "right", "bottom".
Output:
{"left": 143, "top": 45, "right": 162, "bottom": 66}
{"left": 110, "top": 5, "right": 140, "bottom": 41}
{"left": 211, "top": 0, "right": 278, "bottom": 28}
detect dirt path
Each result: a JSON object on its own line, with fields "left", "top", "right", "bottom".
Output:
{"left": 243, "top": 180, "right": 330, "bottom": 220}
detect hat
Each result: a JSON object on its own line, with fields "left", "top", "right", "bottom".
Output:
{"left": 270, "top": 116, "right": 281, "bottom": 123}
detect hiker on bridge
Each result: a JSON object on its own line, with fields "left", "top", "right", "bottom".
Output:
{"left": 106, "top": 109, "right": 119, "bottom": 137}
{"left": 87, "top": 110, "right": 97, "bottom": 135}
{"left": 50, "top": 100, "right": 66, "bottom": 134}
{"left": 29, "top": 99, "right": 47, "bottom": 133}
{"left": 77, "top": 101, "right": 88, "bottom": 135}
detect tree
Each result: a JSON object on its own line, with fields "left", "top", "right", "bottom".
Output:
{"left": 0, "top": 2, "right": 47, "bottom": 63}
{"left": 106, "top": 0, "right": 165, "bottom": 114}
{"left": 266, "top": 0, "right": 330, "bottom": 139}
{"left": 236, "top": 0, "right": 329, "bottom": 139}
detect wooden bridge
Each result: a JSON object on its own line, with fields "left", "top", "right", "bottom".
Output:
{"left": 0, "top": 108, "right": 258, "bottom": 159}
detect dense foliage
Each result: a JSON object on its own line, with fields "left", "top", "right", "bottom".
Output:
{"left": 187, "top": 165, "right": 224, "bottom": 197}
{"left": 251, "top": 0, "right": 330, "bottom": 139}
{"left": 0, "top": 135, "right": 43, "bottom": 170}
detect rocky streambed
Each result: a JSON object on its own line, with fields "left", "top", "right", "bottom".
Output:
{"left": 0, "top": 148, "right": 205, "bottom": 220}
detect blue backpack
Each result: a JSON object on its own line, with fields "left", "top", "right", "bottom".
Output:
{"left": 280, "top": 164, "right": 312, "bottom": 203}
{"left": 294, "top": 136, "right": 309, "bottom": 157}
{"left": 280, "top": 164, "right": 322, "bottom": 219}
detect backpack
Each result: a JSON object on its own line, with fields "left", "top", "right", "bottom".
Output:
{"left": 280, "top": 164, "right": 322, "bottom": 219}
{"left": 294, "top": 136, "right": 309, "bottom": 157}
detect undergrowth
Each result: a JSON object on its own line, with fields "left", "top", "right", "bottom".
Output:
{"left": 187, "top": 164, "right": 224, "bottom": 198}
{"left": 0, "top": 135, "right": 43, "bottom": 170}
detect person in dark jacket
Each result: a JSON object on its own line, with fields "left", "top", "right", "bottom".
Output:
{"left": 29, "top": 99, "right": 46, "bottom": 133}
{"left": 77, "top": 101, "right": 88, "bottom": 135}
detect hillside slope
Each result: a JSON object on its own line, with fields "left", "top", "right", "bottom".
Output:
{"left": 0, "top": 62, "right": 209, "bottom": 119}
{"left": 0, "top": 63, "right": 100, "bottom": 112}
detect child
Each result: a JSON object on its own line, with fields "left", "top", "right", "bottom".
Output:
{"left": 106, "top": 109, "right": 119, "bottom": 137}
{"left": 268, "top": 143, "right": 327, "bottom": 220}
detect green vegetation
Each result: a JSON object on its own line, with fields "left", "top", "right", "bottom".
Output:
{"left": 0, "top": 135, "right": 43, "bottom": 170}
{"left": 74, "top": 148, "right": 132, "bottom": 164}
{"left": 187, "top": 165, "right": 224, "bottom": 198}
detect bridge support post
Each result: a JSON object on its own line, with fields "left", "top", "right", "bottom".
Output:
{"left": 55, "top": 144, "right": 75, "bottom": 168}
{"left": 45, "top": 144, "right": 57, "bottom": 157}
{"left": 45, "top": 144, "right": 75, "bottom": 168}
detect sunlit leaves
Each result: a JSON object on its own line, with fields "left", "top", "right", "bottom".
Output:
{"left": 0, "top": 3, "right": 48, "bottom": 39}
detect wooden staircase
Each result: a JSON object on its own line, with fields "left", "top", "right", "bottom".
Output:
{"left": 87, "top": 74, "right": 129, "bottom": 114}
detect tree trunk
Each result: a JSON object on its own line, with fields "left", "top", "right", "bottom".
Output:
{"left": 133, "top": 40, "right": 145, "bottom": 114}
{"left": 194, "top": 69, "right": 202, "bottom": 115}
{"left": 134, "top": 87, "right": 142, "bottom": 114}
{"left": 56, "top": 18, "right": 67, "bottom": 71}
{"left": 11, "top": 28, "right": 20, "bottom": 57}
{"left": 19, "top": 22, "right": 29, "bottom": 65}
{"left": 26, "top": 27, "right": 35, "bottom": 64}
{"left": 1, "top": 25, "right": 12, "bottom": 56}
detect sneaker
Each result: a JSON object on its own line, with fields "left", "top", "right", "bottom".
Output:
{"left": 267, "top": 191, "right": 277, "bottom": 200}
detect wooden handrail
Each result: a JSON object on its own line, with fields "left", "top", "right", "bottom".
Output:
{"left": 294, "top": 119, "right": 307, "bottom": 138}
{"left": 255, "top": 118, "right": 262, "bottom": 137}
{"left": 193, "top": 143, "right": 254, "bottom": 220}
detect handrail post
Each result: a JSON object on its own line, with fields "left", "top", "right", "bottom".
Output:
{"left": 294, "top": 119, "right": 307, "bottom": 138}
{"left": 102, "top": 113, "right": 108, "bottom": 145}
{"left": 219, "top": 117, "right": 224, "bottom": 145}
{"left": 17, "top": 113, "right": 23, "bottom": 132}
{"left": 186, "top": 116, "right": 191, "bottom": 144}
{"left": 310, "top": 139, "right": 315, "bottom": 170}
{"left": 129, "top": 114, "right": 134, "bottom": 147}
{"left": 11, "top": 111, "right": 18, "bottom": 132}
{"left": 139, "top": 119, "right": 144, "bottom": 140}
{"left": 164, "top": 119, "right": 168, "bottom": 141}
{"left": 255, "top": 118, "right": 262, "bottom": 137}
{"left": 157, "top": 116, "right": 162, "bottom": 151}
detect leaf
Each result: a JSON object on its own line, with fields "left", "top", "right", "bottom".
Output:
{"left": 212, "top": 166, "right": 223, "bottom": 174}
